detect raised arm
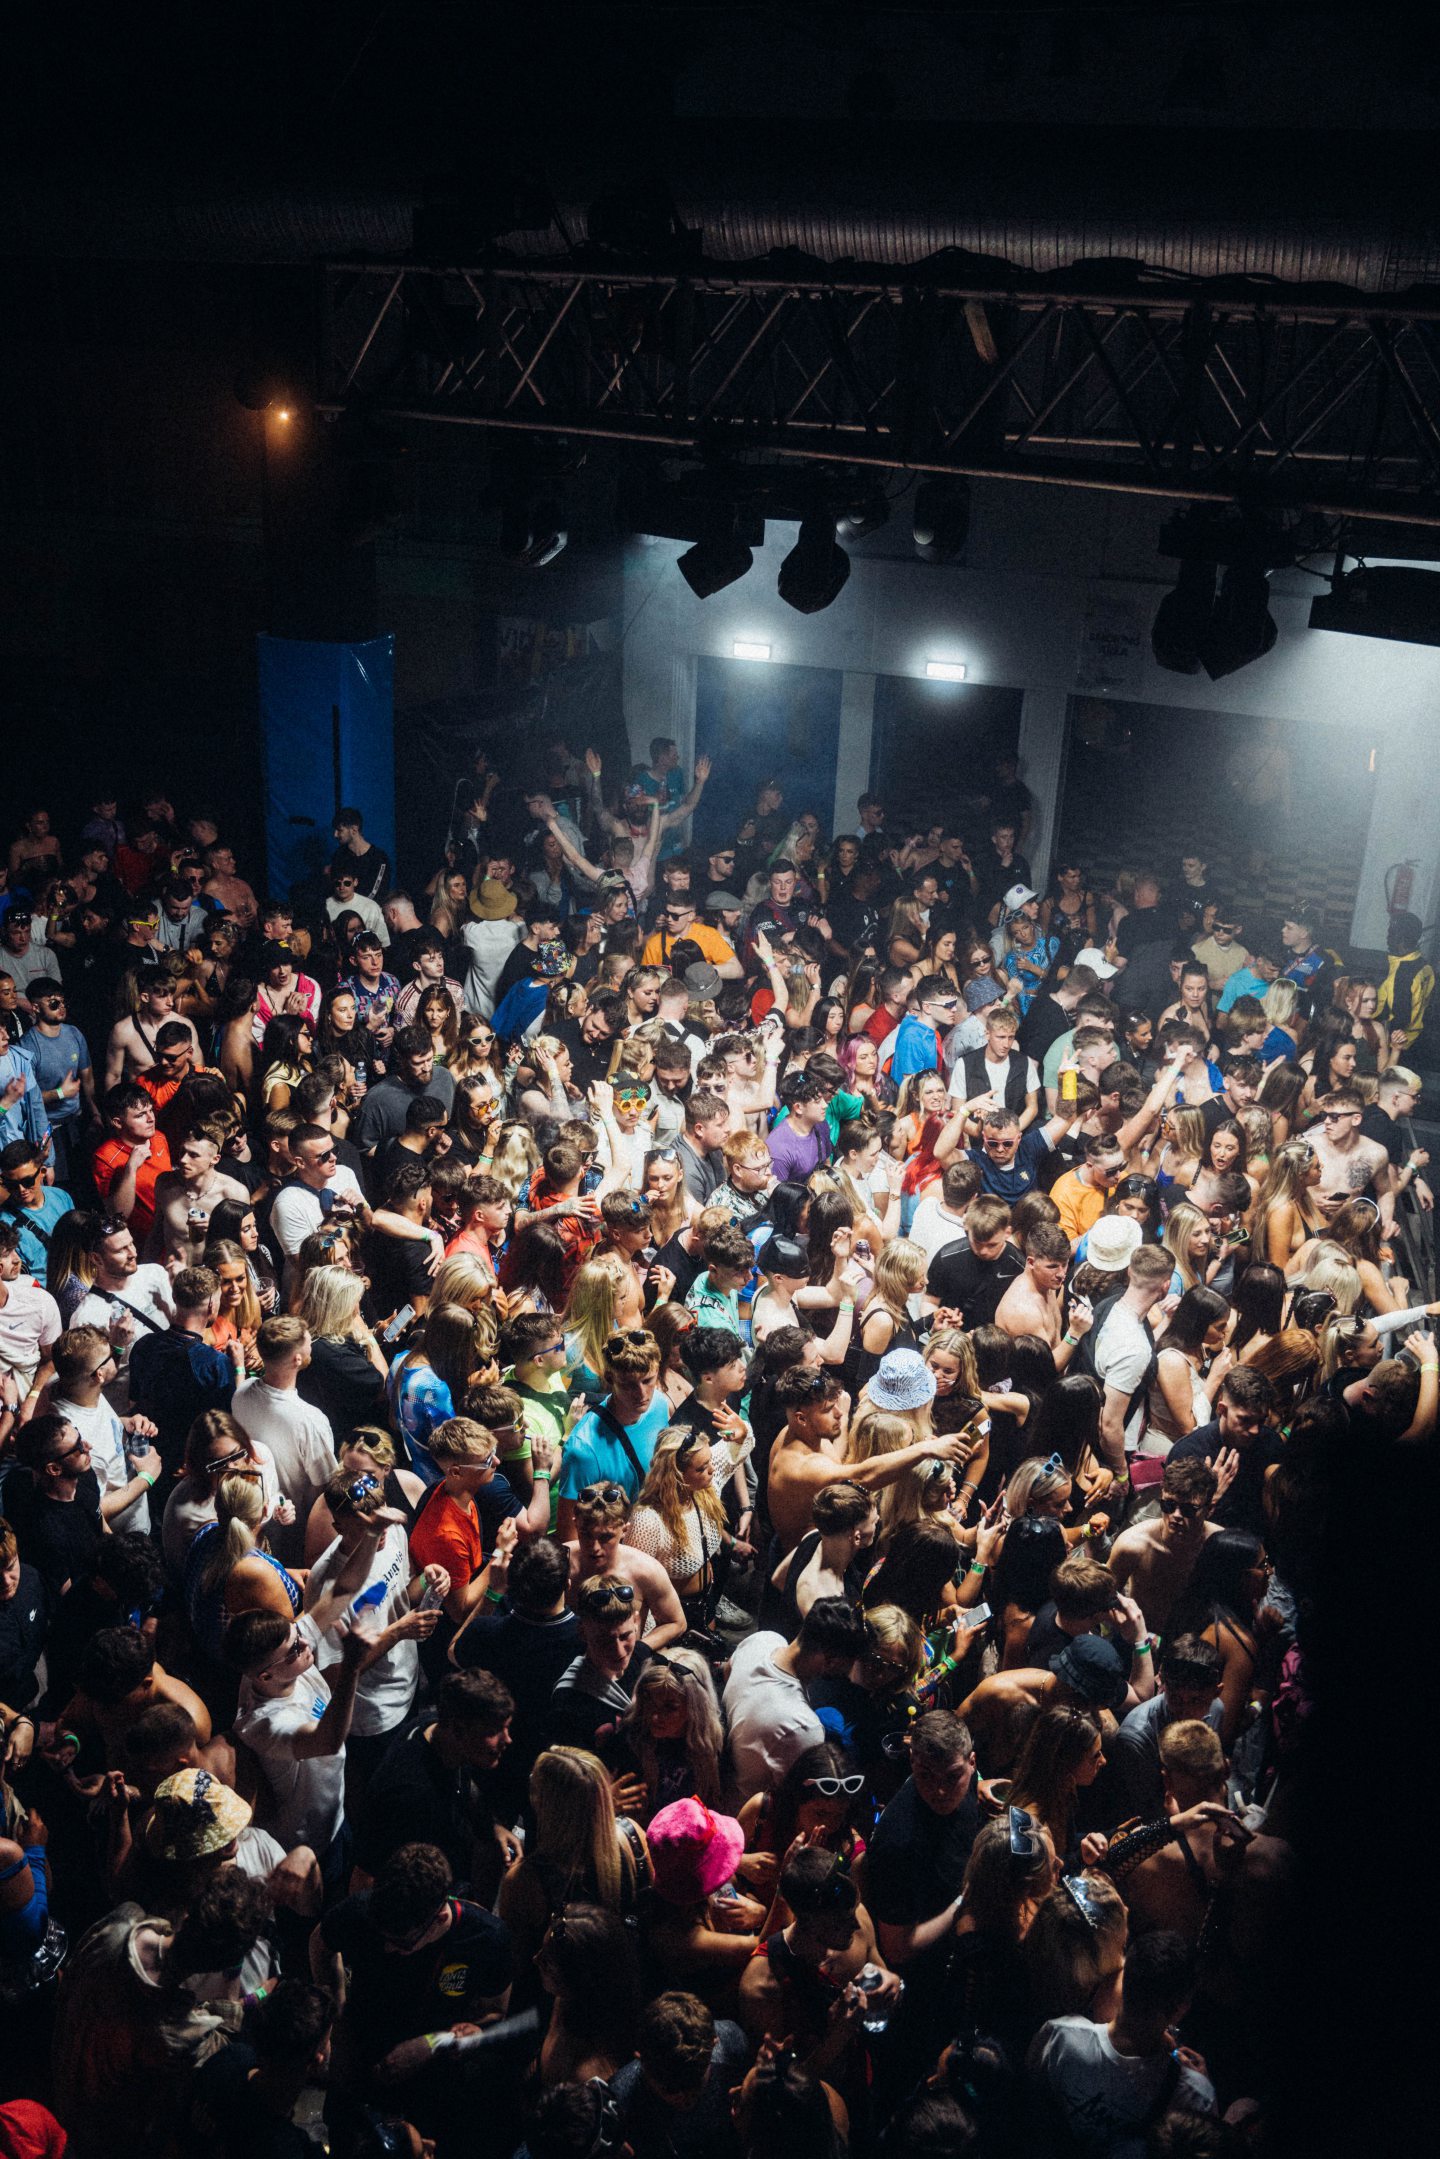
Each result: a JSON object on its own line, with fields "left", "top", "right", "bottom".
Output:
{"left": 658, "top": 752, "right": 712, "bottom": 832}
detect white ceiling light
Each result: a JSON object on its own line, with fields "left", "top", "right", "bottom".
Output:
{"left": 925, "top": 658, "right": 967, "bottom": 681}
{"left": 733, "top": 639, "right": 772, "bottom": 661}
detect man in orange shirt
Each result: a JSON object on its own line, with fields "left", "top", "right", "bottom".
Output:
{"left": 1050, "top": 1133, "right": 1127, "bottom": 1250}
{"left": 92, "top": 1083, "right": 173, "bottom": 1248}
{"left": 641, "top": 896, "right": 743, "bottom": 979}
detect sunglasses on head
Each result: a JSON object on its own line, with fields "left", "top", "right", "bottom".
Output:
{"left": 578, "top": 1579, "right": 636, "bottom": 1611}
{"left": 647, "top": 1652, "right": 702, "bottom": 1685}
{"left": 803, "top": 1772, "right": 864, "bottom": 1796}
{"left": 1039, "top": 1452, "right": 1066, "bottom": 1479}
{"left": 1061, "top": 1874, "right": 1104, "bottom": 1930}
{"left": 606, "top": 1329, "right": 653, "bottom": 1353}
{"left": 1009, "top": 1805, "right": 1045, "bottom": 1864}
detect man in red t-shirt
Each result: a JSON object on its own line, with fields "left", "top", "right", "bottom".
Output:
{"left": 92, "top": 1082, "right": 173, "bottom": 1249}
{"left": 862, "top": 964, "right": 917, "bottom": 1047}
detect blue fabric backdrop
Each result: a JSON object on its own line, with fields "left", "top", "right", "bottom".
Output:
{"left": 257, "top": 634, "right": 395, "bottom": 895}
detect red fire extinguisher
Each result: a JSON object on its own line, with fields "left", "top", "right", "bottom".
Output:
{"left": 1386, "top": 861, "right": 1416, "bottom": 916}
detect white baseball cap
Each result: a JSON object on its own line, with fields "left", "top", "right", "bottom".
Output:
{"left": 1002, "top": 882, "right": 1038, "bottom": 913}
{"left": 1073, "top": 945, "right": 1118, "bottom": 979}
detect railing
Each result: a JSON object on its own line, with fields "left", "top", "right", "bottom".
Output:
{"left": 1391, "top": 1115, "right": 1436, "bottom": 1308}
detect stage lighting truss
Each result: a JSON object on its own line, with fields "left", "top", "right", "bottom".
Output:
{"left": 320, "top": 257, "right": 1440, "bottom": 528}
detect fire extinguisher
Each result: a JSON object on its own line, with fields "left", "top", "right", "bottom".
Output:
{"left": 1386, "top": 861, "right": 1416, "bottom": 916}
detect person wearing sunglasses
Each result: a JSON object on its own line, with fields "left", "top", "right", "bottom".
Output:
{"left": 49, "top": 1323, "right": 162, "bottom": 1540}
{"left": 0, "top": 1140, "right": 73, "bottom": 1293}
{"left": 735, "top": 1740, "right": 869, "bottom": 1902}
{"left": 9, "top": 1411, "right": 103, "bottom": 1601}
{"left": 1107, "top": 1457, "right": 1220, "bottom": 1639}
{"left": 738, "top": 1842, "right": 901, "bottom": 2076}
{"left": 13, "top": 976, "right": 93, "bottom": 1186}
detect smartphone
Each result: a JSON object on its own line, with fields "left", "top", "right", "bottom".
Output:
{"left": 379, "top": 1303, "right": 416, "bottom": 1345}
{"left": 958, "top": 1603, "right": 991, "bottom": 1632}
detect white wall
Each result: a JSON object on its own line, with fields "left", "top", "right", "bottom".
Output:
{"left": 621, "top": 490, "right": 1440, "bottom": 950}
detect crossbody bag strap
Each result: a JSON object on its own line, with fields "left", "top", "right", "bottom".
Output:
{"left": 592, "top": 1401, "right": 647, "bottom": 1484}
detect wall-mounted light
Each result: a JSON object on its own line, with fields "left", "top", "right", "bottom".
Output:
{"left": 733, "top": 639, "right": 772, "bottom": 661}
{"left": 925, "top": 659, "right": 967, "bottom": 682}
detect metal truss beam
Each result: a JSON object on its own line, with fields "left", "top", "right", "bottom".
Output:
{"left": 318, "top": 258, "right": 1440, "bottom": 526}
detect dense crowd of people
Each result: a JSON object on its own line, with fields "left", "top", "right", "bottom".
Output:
{"left": 0, "top": 745, "right": 1432, "bottom": 2159}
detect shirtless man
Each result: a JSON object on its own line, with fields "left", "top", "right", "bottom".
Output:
{"left": 564, "top": 1480, "right": 686, "bottom": 1650}
{"left": 1107, "top": 1455, "right": 1218, "bottom": 1638}
{"left": 994, "top": 1223, "right": 1094, "bottom": 1368}
{"left": 766, "top": 1367, "right": 967, "bottom": 1554}
{"left": 104, "top": 965, "right": 201, "bottom": 1085}
{"left": 959, "top": 1633, "right": 1134, "bottom": 1773}
{"left": 150, "top": 1121, "right": 251, "bottom": 1265}
{"left": 1308, "top": 1087, "right": 1393, "bottom": 1210}
{"left": 201, "top": 843, "right": 258, "bottom": 930}
{"left": 1111, "top": 1720, "right": 1261, "bottom": 1943}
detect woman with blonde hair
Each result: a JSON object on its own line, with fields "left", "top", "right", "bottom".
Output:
{"left": 644, "top": 1146, "right": 696, "bottom": 1247}
{"left": 489, "top": 1119, "right": 543, "bottom": 1202}
{"left": 853, "top": 1238, "right": 927, "bottom": 1388}
{"left": 295, "top": 1262, "right": 387, "bottom": 1439}
{"left": 161, "top": 1408, "right": 284, "bottom": 1579}
{"left": 1259, "top": 977, "right": 1302, "bottom": 1062}
{"left": 497, "top": 1745, "right": 650, "bottom": 1987}
{"left": 1290, "top": 1199, "right": 1403, "bottom": 1313}
{"left": 1162, "top": 1201, "right": 1221, "bottom": 1293}
{"left": 204, "top": 1236, "right": 262, "bottom": 1369}
{"left": 565, "top": 1251, "right": 644, "bottom": 1395}
{"left": 1251, "top": 1138, "right": 1325, "bottom": 1266}
{"left": 183, "top": 1471, "right": 303, "bottom": 1664}
{"left": 429, "top": 1250, "right": 498, "bottom": 1320}
{"left": 628, "top": 1426, "right": 738, "bottom": 1629}
{"left": 845, "top": 1406, "right": 929, "bottom": 1541}
{"left": 611, "top": 1649, "right": 724, "bottom": 1821}
{"left": 1143, "top": 1104, "right": 1206, "bottom": 1194}
{"left": 1239, "top": 1103, "right": 1275, "bottom": 1172}
{"left": 305, "top": 1425, "right": 425, "bottom": 1560}
{"left": 1286, "top": 1241, "right": 1362, "bottom": 1316}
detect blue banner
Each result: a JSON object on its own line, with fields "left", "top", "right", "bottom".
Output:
{"left": 257, "top": 634, "right": 395, "bottom": 896}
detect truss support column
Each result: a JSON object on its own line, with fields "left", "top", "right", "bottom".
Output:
{"left": 1016, "top": 686, "right": 1070, "bottom": 893}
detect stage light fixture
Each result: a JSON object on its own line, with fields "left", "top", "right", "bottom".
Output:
{"left": 1200, "top": 560, "right": 1277, "bottom": 679}
{"left": 1152, "top": 557, "right": 1215, "bottom": 674}
{"left": 1309, "top": 565, "right": 1440, "bottom": 646}
{"left": 836, "top": 493, "right": 890, "bottom": 544}
{"left": 677, "top": 512, "right": 754, "bottom": 599}
{"left": 733, "top": 640, "right": 772, "bottom": 661}
{"left": 925, "top": 659, "right": 967, "bottom": 681}
{"left": 778, "top": 514, "right": 851, "bottom": 614}
{"left": 913, "top": 479, "right": 971, "bottom": 562}
{"left": 498, "top": 498, "right": 567, "bottom": 568}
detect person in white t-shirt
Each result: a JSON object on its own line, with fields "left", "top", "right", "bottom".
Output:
{"left": 721, "top": 1598, "right": 869, "bottom": 1802}
{"left": 227, "top": 1608, "right": 373, "bottom": 1875}
{"left": 1026, "top": 1927, "right": 1216, "bottom": 2157}
{"left": 0, "top": 1221, "right": 61, "bottom": 1394}
{"left": 305, "top": 1466, "right": 446, "bottom": 1779}
{"left": 50, "top": 1323, "right": 163, "bottom": 1536}
{"left": 908, "top": 1160, "right": 983, "bottom": 1267}
{"left": 67, "top": 1216, "right": 173, "bottom": 1413}
{"left": 232, "top": 1318, "right": 337, "bottom": 1561}
{"left": 268, "top": 1123, "right": 368, "bottom": 1262}
{"left": 1091, "top": 1245, "right": 1175, "bottom": 1475}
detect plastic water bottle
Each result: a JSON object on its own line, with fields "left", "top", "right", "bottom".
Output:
{"left": 855, "top": 1962, "right": 892, "bottom": 2036}
{"left": 419, "top": 1578, "right": 446, "bottom": 1613}
{"left": 335, "top": 1578, "right": 387, "bottom": 1635}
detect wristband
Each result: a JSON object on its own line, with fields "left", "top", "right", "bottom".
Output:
{"left": 533, "top": 1468, "right": 552, "bottom": 1480}
{"left": 1421, "top": 1363, "right": 1439, "bottom": 1375}
{"left": 1134, "top": 1638, "right": 1154, "bottom": 1656}
{"left": 61, "top": 1731, "right": 80, "bottom": 1753}
{"left": 1061, "top": 1332, "right": 1077, "bottom": 1346}
{"left": 968, "top": 1560, "right": 986, "bottom": 1577}
{"left": 484, "top": 1587, "right": 506, "bottom": 1605}
{"left": 141, "top": 1472, "right": 155, "bottom": 1490}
